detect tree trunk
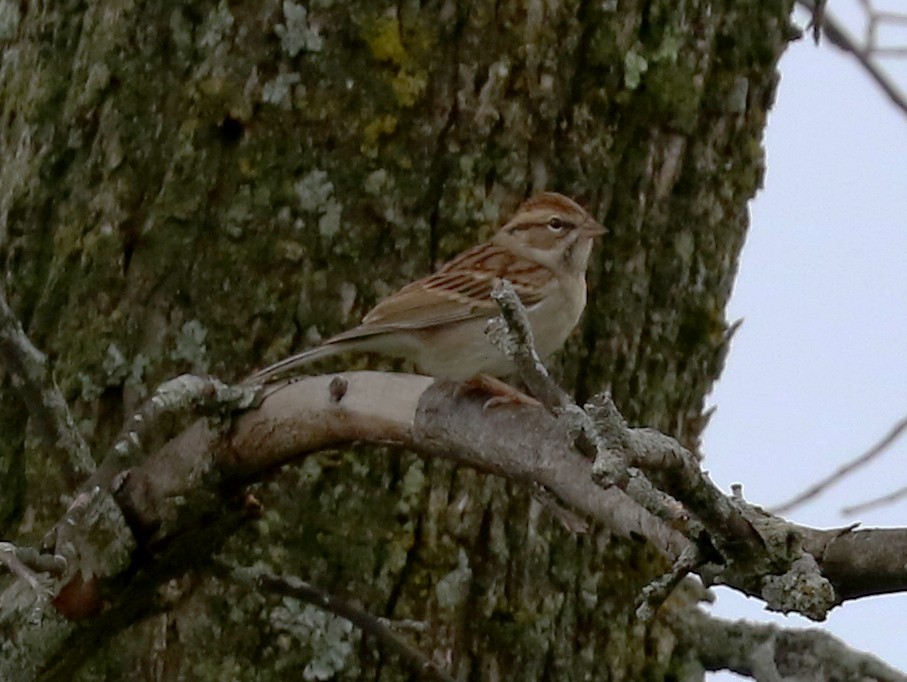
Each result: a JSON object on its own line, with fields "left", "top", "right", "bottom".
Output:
{"left": 0, "top": 1, "right": 793, "bottom": 679}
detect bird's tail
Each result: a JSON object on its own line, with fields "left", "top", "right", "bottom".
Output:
{"left": 243, "top": 343, "right": 343, "bottom": 385}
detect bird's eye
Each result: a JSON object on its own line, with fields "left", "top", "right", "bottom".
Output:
{"left": 547, "top": 216, "right": 572, "bottom": 232}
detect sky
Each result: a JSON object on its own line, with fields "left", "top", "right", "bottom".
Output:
{"left": 702, "top": 2, "right": 907, "bottom": 678}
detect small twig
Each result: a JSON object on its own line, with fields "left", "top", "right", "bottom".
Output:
{"left": 223, "top": 562, "right": 455, "bottom": 682}
{"left": 487, "top": 280, "right": 629, "bottom": 487}
{"left": 9, "top": 544, "right": 68, "bottom": 576}
{"left": 584, "top": 392, "right": 767, "bottom": 563}
{"left": 45, "top": 484, "right": 136, "bottom": 588}
{"left": 584, "top": 393, "right": 634, "bottom": 487}
{"left": 805, "top": 0, "right": 827, "bottom": 44}
{"left": 559, "top": 402, "right": 630, "bottom": 488}
{"left": 636, "top": 543, "right": 703, "bottom": 622}
{"left": 796, "top": 0, "right": 907, "bottom": 117}
{"left": 487, "top": 283, "right": 832, "bottom": 617}
{"left": 625, "top": 468, "right": 695, "bottom": 528}
{"left": 46, "top": 375, "right": 259, "bottom": 552}
{"left": 486, "top": 279, "right": 573, "bottom": 411}
{"left": 772, "top": 413, "right": 907, "bottom": 515}
{"left": 843, "top": 483, "right": 907, "bottom": 516}
{"left": 91, "top": 374, "right": 259, "bottom": 491}
{"left": 530, "top": 483, "right": 590, "bottom": 534}
{"left": 0, "top": 542, "right": 57, "bottom": 595}
{"left": 0, "top": 287, "right": 94, "bottom": 481}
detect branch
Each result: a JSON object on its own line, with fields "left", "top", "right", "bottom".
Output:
{"left": 797, "top": 0, "right": 907, "bottom": 117}
{"left": 843, "top": 483, "right": 907, "bottom": 516}
{"left": 487, "top": 282, "right": 844, "bottom": 620}
{"left": 486, "top": 280, "right": 575, "bottom": 412}
{"left": 4, "top": 372, "right": 907, "bottom": 676}
{"left": 635, "top": 544, "right": 702, "bottom": 622}
{"left": 772, "top": 413, "right": 907, "bottom": 514}
{"left": 223, "top": 562, "right": 455, "bottom": 682}
{"left": 674, "top": 607, "right": 907, "bottom": 681}
{"left": 0, "top": 542, "right": 58, "bottom": 596}
{"left": 44, "top": 374, "right": 259, "bottom": 574}
{"left": 87, "top": 373, "right": 259, "bottom": 493}
{"left": 801, "top": 525, "right": 907, "bottom": 601}
{"left": 0, "top": 287, "right": 94, "bottom": 482}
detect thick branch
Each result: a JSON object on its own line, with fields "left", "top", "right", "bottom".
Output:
{"left": 121, "top": 373, "right": 687, "bottom": 558}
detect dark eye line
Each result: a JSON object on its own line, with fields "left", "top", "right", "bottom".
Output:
{"left": 547, "top": 216, "right": 575, "bottom": 231}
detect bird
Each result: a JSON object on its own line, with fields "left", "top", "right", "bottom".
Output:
{"left": 246, "top": 192, "right": 605, "bottom": 390}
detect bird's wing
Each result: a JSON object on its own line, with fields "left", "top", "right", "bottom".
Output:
{"left": 328, "top": 244, "right": 553, "bottom": 342}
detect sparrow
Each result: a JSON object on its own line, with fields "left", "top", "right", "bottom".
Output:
{"left": 248, "top": 192, "right": 605, "bottom": 386}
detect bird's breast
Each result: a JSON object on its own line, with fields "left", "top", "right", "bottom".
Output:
{"left": 527, "top": 273, "right": 587, "bottom": 358}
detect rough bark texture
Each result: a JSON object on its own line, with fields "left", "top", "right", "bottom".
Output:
{"left": 0, "top": 1, "right": 794, "bottom": 679}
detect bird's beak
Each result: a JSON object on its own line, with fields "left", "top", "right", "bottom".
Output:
{"left": 581, "top": 219, "right": 607, "bottom": 237}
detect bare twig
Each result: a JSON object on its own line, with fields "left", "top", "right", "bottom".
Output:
{"left": 636, "top": 543, "right": 703, "bottom": 622}
{"left": 624, "top": 467, "right": 695, "bottom": 526}
{"left": 94, "top": 374, "right": 259, "bottom": 484}
{"left": 2, "top": 544, "right": 67, "bottom": 577}
{"left": 486, "top": 279, "right": 573, "bottom": 411}
{"left": 797, "top": 0, "right": 907, "bottom": 117}
{"left": 805, "top": 0, "right": 827, "bottom": 44}
{"left": 487, "top": 279, "right": 629, "bottom": 489}
{"left": 0, "top": 542, "right": 57, "bottom": 595}
{"left": 772, "top": 413, "right": 907, "bottom": 515}
{"left": 223, "top": 562, "right": 455, "bottom": 682}
{"left": 46, "top": 375, "right": 258, "bottom": 556}
{"left": 487, "top": 281, "right": 765, "bottom": 565}
{"left": 843, "top": 483, "right": 907, "bottom": 516}
{"left": 0, "top": 287, "right": 94, "bottom": 481}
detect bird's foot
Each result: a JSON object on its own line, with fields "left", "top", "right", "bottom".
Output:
{"left": 457, "top": 374, "right": 541, "bottom": 409}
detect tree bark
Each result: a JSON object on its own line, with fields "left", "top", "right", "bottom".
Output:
{"left": 0, "top": 1, "right": 795, "bottom": 679}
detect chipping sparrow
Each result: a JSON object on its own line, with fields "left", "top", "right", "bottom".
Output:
{"left": 248, "top": 192, "right": 605, "bottom": 384}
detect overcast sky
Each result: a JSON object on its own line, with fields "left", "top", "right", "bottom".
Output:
{"left": 702, "top": 2, "right": 907, "bottom": 678}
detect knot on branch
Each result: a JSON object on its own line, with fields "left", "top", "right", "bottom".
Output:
{"left": 584, "top": 393, "right": 631, "bottom": 488}
{"left": 761, "top": 554, "right": 836, "bottom": 621}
